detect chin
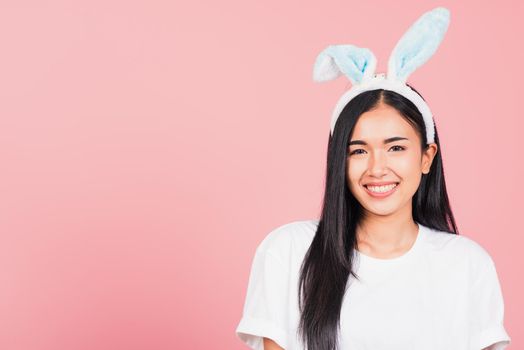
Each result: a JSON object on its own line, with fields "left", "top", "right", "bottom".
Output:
{"left": 364, "top": 205, "right": 399, "bottom": 216}
{"left": 358, "top": 196, "right": 405, "bottom": 216}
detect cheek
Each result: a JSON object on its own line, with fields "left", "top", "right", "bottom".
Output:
{"left": 346, "top": 159, "right": 367, "bottom": 187}
{"left": 393, "top": 153, "right": 423, "bottom": 188}
{"left": 398, "top": 153, "right": 422, "bottom": 176}
{"left": 394, "top": 154, "right": 421, "bottom": 175}
{"left": 347, "top": 159, "right": 362, "bottom": 175}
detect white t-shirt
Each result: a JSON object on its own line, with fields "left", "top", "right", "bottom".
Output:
{"left": 235, "top": 220, "right": 511, "bottom": 350}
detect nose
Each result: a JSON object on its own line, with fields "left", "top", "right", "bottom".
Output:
{"left": 368, "top": 150, "right": 388, "bottom": 177}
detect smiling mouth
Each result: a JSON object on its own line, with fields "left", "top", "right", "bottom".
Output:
{"left": 364, "top": 182, "right": 399, "bottom": 194}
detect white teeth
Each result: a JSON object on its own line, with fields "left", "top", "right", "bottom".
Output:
{"left": 366, "top": 183, "right": 397, "bottom": 193}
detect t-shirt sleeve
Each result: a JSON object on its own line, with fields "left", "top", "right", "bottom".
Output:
{"left": 469, "top": 254, "right": 511, "bottom": 350}
{"left": 235, "top": 238, "right": 290, "bottom": 350}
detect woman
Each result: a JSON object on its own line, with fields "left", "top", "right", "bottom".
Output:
{"left": 235, "top": 7, "right": 510, "bottom": 350}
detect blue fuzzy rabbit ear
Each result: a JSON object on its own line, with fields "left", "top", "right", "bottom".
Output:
{"left": 313, "top": 44, "right": 377, "bottom": 85}
{"left": 387, "top": 7, "right": 450, "bottom": 83}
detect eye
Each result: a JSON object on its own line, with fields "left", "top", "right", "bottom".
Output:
{"left": 389, "top": 145, "right": 405, "bottom": 152}
{"left": 349, "top": 149, "right": 365, "bottom": 156}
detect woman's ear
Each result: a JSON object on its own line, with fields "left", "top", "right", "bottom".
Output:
{"left": 422, "top": 143, "right": 438, "bottom": 174}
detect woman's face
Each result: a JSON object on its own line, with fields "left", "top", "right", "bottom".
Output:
{"left": 346, "top": 103, "right": 438, "bottom": 217}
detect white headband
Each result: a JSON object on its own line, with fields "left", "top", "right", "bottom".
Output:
{"left": 312, "top": 7, "right": 451, "bottom": 145}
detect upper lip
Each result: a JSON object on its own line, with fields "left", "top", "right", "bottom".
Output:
{"left": 364, "top": 181, "right": 399, "bottom": 187}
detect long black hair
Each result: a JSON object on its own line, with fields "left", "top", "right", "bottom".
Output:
{"left": 297, "top": 87, "right": 458, "bottom": 350}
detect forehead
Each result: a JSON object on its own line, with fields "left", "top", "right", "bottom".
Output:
{"left": 350, "top": 104, "right": 418, "bottom": 141}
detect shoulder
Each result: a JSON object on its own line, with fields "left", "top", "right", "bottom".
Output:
{"left": 422, "top": 224, "right": 496, "bottom": 274}
{"left": 255, "top": 219, "right": 319, "bottom": 261}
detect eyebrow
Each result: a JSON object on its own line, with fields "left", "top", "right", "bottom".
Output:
{"left": 348, "top": 136, "right": 409, "bottom": 146}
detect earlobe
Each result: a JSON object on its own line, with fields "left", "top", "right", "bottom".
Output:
{"left": 422, "top": 161, "right": 430, "bottom": 174}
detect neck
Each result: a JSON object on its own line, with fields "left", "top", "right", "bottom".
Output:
{"left": 356, "top": 204, "right": 419, "bottom": 255}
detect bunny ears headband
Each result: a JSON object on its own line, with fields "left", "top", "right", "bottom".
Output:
{"left": 313, "top": 7, "right": 450, "bottom": 144}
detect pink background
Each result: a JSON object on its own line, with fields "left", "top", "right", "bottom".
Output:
{"left": 0, "top": 1, "right": 522, "bottom": 349}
